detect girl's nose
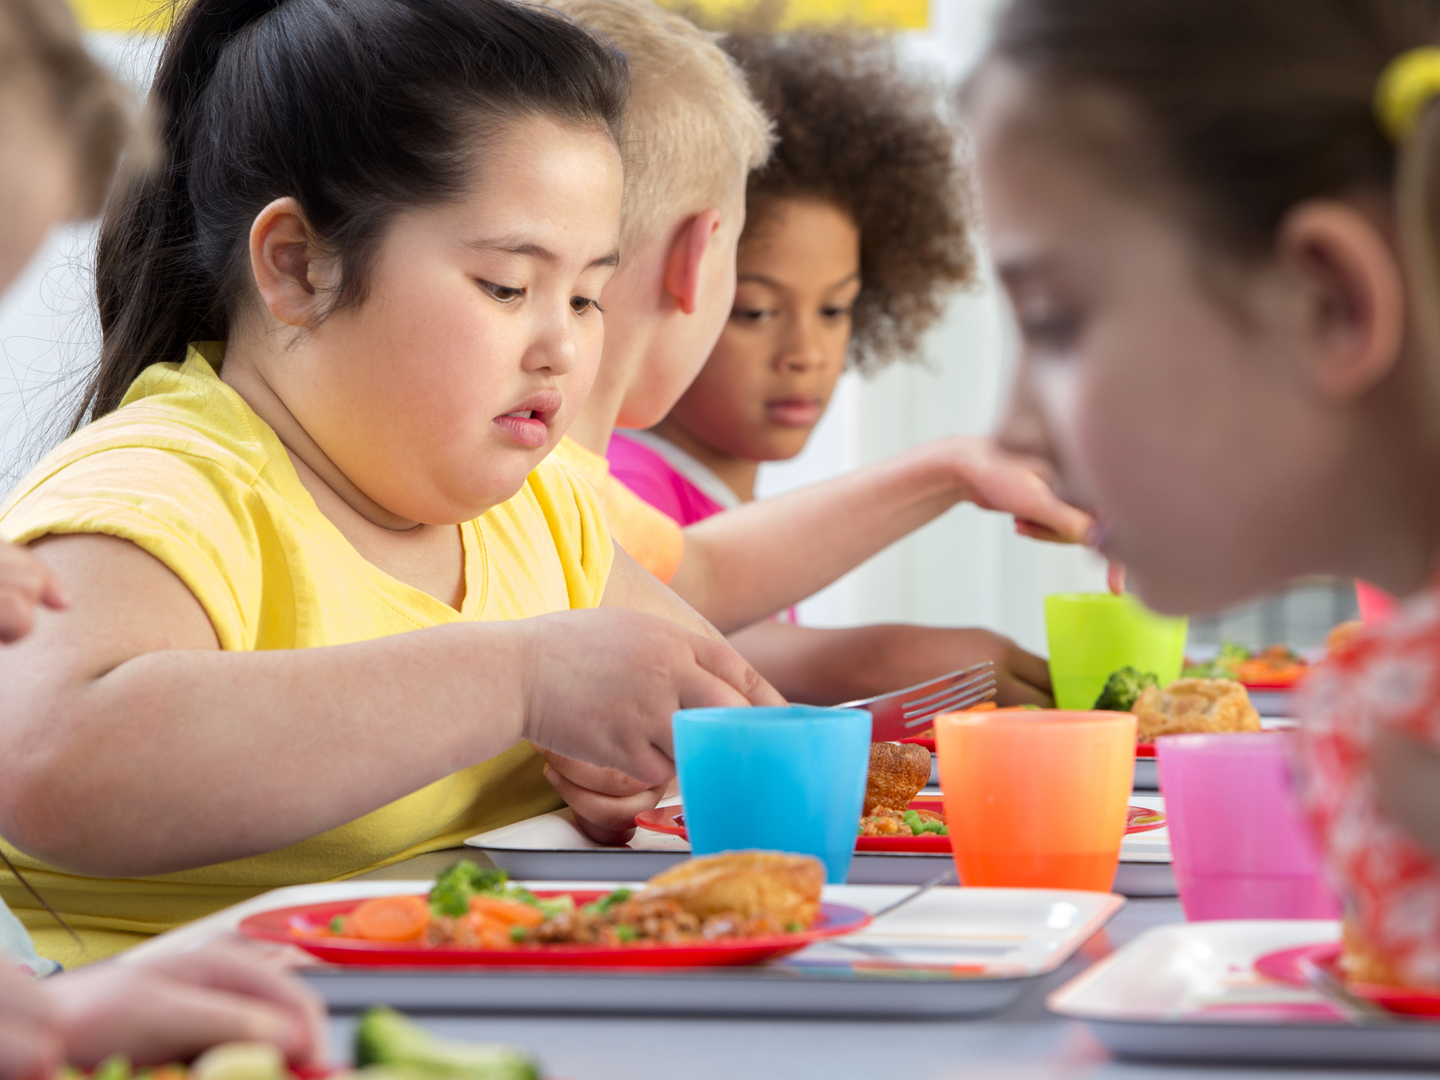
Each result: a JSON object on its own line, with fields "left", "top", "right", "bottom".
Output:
{"left": 778, "top": 313, "right": 827, "bottom": 372}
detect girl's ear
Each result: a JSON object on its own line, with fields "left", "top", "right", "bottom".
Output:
{"left": 249, "top": 197, "right": 333, "bottom": 327}
{"left": 1276, "top": 199, "right": 1405, "bottom": 401}
{"left": 664, "top": 208, "right": 724, "bottom": 316}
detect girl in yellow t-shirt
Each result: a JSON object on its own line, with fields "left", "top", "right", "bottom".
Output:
{"left": 0, "top": 0, "right": 778, "bottom": 966}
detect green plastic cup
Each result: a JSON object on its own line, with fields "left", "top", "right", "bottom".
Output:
{"left": 1044, "top": 593, "right": 1188, "bottom": 710}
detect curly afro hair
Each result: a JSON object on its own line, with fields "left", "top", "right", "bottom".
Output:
{"left": 721, "top": 31, "right": 976, "bottom": 373}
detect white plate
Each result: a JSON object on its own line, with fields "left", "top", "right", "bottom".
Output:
{"left": 1048, "top": 920, "right": 1440, "bottom": 1065}
{"left": 466, "top": 796, "right": 1174, "bottom": 896}
{"left": 123, "top": 880, "right": 1123, "bottom": 1018}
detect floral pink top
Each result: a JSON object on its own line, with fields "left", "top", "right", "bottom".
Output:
{"left": 1297, "top": 587, "right": 1440, "bottom": 986}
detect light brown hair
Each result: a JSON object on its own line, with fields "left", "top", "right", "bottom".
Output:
{"left": 546, "top": 0, "right": 774, "bottom": 248}
{"left": 0, "top": 0, "right": 136, "bottom": 217}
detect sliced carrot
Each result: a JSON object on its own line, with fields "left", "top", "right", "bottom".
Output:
{"left": 348, "top": 895, "right": 431, "bottom": 942}
{"left": 459, "top": 910, "right": 518, "bottom": 948}
{"left": 468, "top": 894, "right": 545, "bottom": 928}
{"left": 967, "top": 702, "right": 999, "bottom": 712}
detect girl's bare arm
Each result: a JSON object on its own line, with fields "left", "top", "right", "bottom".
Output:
{"left": 669, "top": 435, "right": 1093, "bottom": 633}
{"left": 0, "top": 533, "right": 770, "bottom": 877}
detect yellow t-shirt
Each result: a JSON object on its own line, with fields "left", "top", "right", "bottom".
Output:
{"left": 552, "top": 436, "right": 684, "bottom": 584}
{"left": 0, "top": 345, "right": 613, "bottom": 966}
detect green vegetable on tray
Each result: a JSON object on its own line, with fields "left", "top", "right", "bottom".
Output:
{"left": 356, "top": 1005, "right": 541, "bottom": 1080}
{"left": 1092, "top": 666, "right": 1159, "bottom": 712}
{"left": 1182, "top": 640, "right": 1250, "bottom": 679}
{"left": 428, "top": 860, "right": 571, "bottom": 920}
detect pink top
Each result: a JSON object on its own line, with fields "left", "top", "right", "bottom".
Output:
{"left": 1297, "top": 585, "right": 1440, "bottom": 986}
{"left": 607, "top": 431, "right": 728, "bottom": 526}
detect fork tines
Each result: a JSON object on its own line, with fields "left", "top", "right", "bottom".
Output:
{"left": 899, "top": 662, "right": 997, "bottom": 729}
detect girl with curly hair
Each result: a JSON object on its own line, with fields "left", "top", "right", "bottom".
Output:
{"left": 612, "top": 31, "right": 979, "bottom": 515}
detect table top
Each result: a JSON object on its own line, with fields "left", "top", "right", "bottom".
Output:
{"left": 324, "top": 896, "right": 1421, "bottom": 1080}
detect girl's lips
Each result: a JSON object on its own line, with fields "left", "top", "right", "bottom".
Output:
{"left": 493, "top": 412, "right": 548, "bottom": 448}
{"left": 493, "top": 391, "right": 560, "bottom": 449}
{"left": 765, "top": 398, "right": 823, "bottom": 427}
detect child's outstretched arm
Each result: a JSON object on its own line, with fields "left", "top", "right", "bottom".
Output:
{"left": 729, "top": 621, "right": 1053, "bottom": 707}
{"left": 0, "top": 542, "right": 67, "bottom": 644}
{"left": 670, "top": 435, "right": 1092, "bottom": 633}
{"left": 0, "top": 534, "right": 776, "bottom": 877}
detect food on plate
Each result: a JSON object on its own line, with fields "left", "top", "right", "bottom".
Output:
{"left": 864, "top": 741, "right": 931, "bottom": 815}
{"left": 1132, "top": 677, "right": 1262, "bottom": 743}
{"left": 1092, "top": 666, "right": 1159, "bottom": 712}
{"left": 641, "top": 851, "right": 823, "bottom": 928}
{"left": 1184, "top": 641, "right": 1310, "bottom": 685}
{"left": 320, "top": 855, "right": 825, "bottom": 950}
{"left": 356, "top": 1005, "right": 539, "bottom": 1079}
{"left": 859, "top": 805, "right": 946, "bottom": 837}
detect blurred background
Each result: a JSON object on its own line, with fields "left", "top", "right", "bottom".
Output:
{"left": 0, "top": 0, "right": 1356, "bottom": 655}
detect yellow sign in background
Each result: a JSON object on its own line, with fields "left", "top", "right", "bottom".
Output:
{"left": 70, "top": 0, "right": 926, "bottom": 34}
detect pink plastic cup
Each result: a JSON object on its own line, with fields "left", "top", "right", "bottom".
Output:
{"left": 1157, "top": 732, "right": 1341, "bottom": 921}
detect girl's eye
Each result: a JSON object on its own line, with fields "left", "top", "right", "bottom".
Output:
{"left": 571, "top": 296, "right": 603, "bottom": 315}
{"left": 481, "top": 281, "right": 525, "bottom": 303}
{"left": 1018, "top": 310, "right": 1081, "bottom": 353}
{"left": 731, "top": 306, "right": 774, "bottom": 324}
{"left": 820, "top": 305, "right": 854, "bottom": 321}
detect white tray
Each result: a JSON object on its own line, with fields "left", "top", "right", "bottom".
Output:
{"left": 1049, "top": 920, "right": 1440, "bottom": 1065}
{"left": 122, "top": 880, "right": 1123, "bottom": 1019}
{"left": 466, "top": 795, "right": 1175, "bottom": 897}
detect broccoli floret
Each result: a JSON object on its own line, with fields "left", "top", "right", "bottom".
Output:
{"left": 1184, "top": 641, "right": 1251, "bottom": 679}
{"left": 354, "top": 1006, "right": 540, "bottom": 1080}
{"left": 1092, "top": 667, "right": 1159, "bottom": 712}
{"left": 428, "top": 860, "right": 510, "bottom": 917}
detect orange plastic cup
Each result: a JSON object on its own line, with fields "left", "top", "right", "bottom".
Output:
{"left": 935, "top": 709, "right": 1136, "bottom": 892}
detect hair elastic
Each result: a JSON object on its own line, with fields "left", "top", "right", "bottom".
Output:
{"left": 1376, "top": 46, "right": 1440, "bottom": 142}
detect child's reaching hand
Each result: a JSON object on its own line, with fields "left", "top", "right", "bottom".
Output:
{"left": 0, "top": 961, "right": 60, "bottom": 1080}
{"left": 937, "top": 436, "right": 1093, "bottom": 545}
{"left": 0, "top": 544, "right": 66, "bottom": 644}
{"left": 536, "top": 749, "right": 668, "bottom": 845}
{"left": 44, "top": 939, "right": 328, "bottom": 1068}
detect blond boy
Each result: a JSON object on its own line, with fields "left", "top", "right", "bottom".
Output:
{"left": 546, "top": 0, "right": 1087, "bottom": 720}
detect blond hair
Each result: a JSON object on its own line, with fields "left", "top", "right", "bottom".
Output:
{"left": 0, "top": 0, "right": 137, "bottom": 217}
{"left": 548, "top": 0, "right": 773, "bottom": 248}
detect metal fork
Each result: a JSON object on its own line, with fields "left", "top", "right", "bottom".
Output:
{"left": 838, "top": 661, "right": 997, "bottom": 742}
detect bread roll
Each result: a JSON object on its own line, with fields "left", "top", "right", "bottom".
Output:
{"left": 864, "top": 741, "right": 931, "bottom": 815}
{"left": 640, "top": 851, "right": 824, "bottom": 928}
{"left": 1133, "top": 677, "right": 1261, "bottom": 743}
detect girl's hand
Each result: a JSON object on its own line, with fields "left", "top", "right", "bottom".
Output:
{"left": 45, "top": 939, "right": 328, "bottom": 1067}
{"left": 536, "top": 749, "right": 667, "bottom": 845}
{"left": 0, "top": 543, "right": 68, "bottom": 644}
{"left": 942, "top": 436, "right": 1092, "bottom": 544}
{"left": 0, "top": 962, "right": 61, "bottom": 1080}
{"left": 518, "top": 608, "right": 783, "bottom": 787}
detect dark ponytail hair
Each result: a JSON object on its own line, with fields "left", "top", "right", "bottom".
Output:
{"left": 81, "top": 0, "right": 628, "bottom": 428}
{"left": 985, "top": 2, "right": 1434, "bottom": 259}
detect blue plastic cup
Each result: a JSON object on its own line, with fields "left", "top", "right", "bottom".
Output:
{"left": 672, "top": 705, "right": 871, "bottom": 883}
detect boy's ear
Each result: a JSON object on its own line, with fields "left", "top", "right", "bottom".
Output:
{"left": 1276, "top": 199, "right": 1405, "bottom": 401}
{"left": 249, "top": 197, "right": 331, "bottom": 327}
{"left": 663, "top": 208, "right": 724, "bottom": 316}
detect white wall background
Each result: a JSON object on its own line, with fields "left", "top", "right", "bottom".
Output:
{"left": 0, "top": 1, "right": 1107, "bottom": 657}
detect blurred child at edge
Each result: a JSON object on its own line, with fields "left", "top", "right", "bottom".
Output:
{"left": 548, "top": 1, "right": 1082, "bottom": 710}
{"left": 0, "top": 0, "right": 324, "bottom": 1070}
{"left": 971, "top": 0, "right": 1440, "bottom": 989}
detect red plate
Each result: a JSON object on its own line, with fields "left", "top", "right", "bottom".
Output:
{"left": 898, "top": 735, "right": 936, "bottom": 752}
{"left": 239, "top": 892, "right": 869, "bottom": 968}
{"left": 1256, "top": 942, "right": 1440, "bottom": 1018}
{"left": 636, "top": 800, "right": 1166, "bottom": 853}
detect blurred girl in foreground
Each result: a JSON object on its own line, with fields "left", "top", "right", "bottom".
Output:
{"left": 971, "top": 0, "right": 1440, "bottom": 989}
{"left": 0, "top": 0, "right": 324, "bottom": 1070}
